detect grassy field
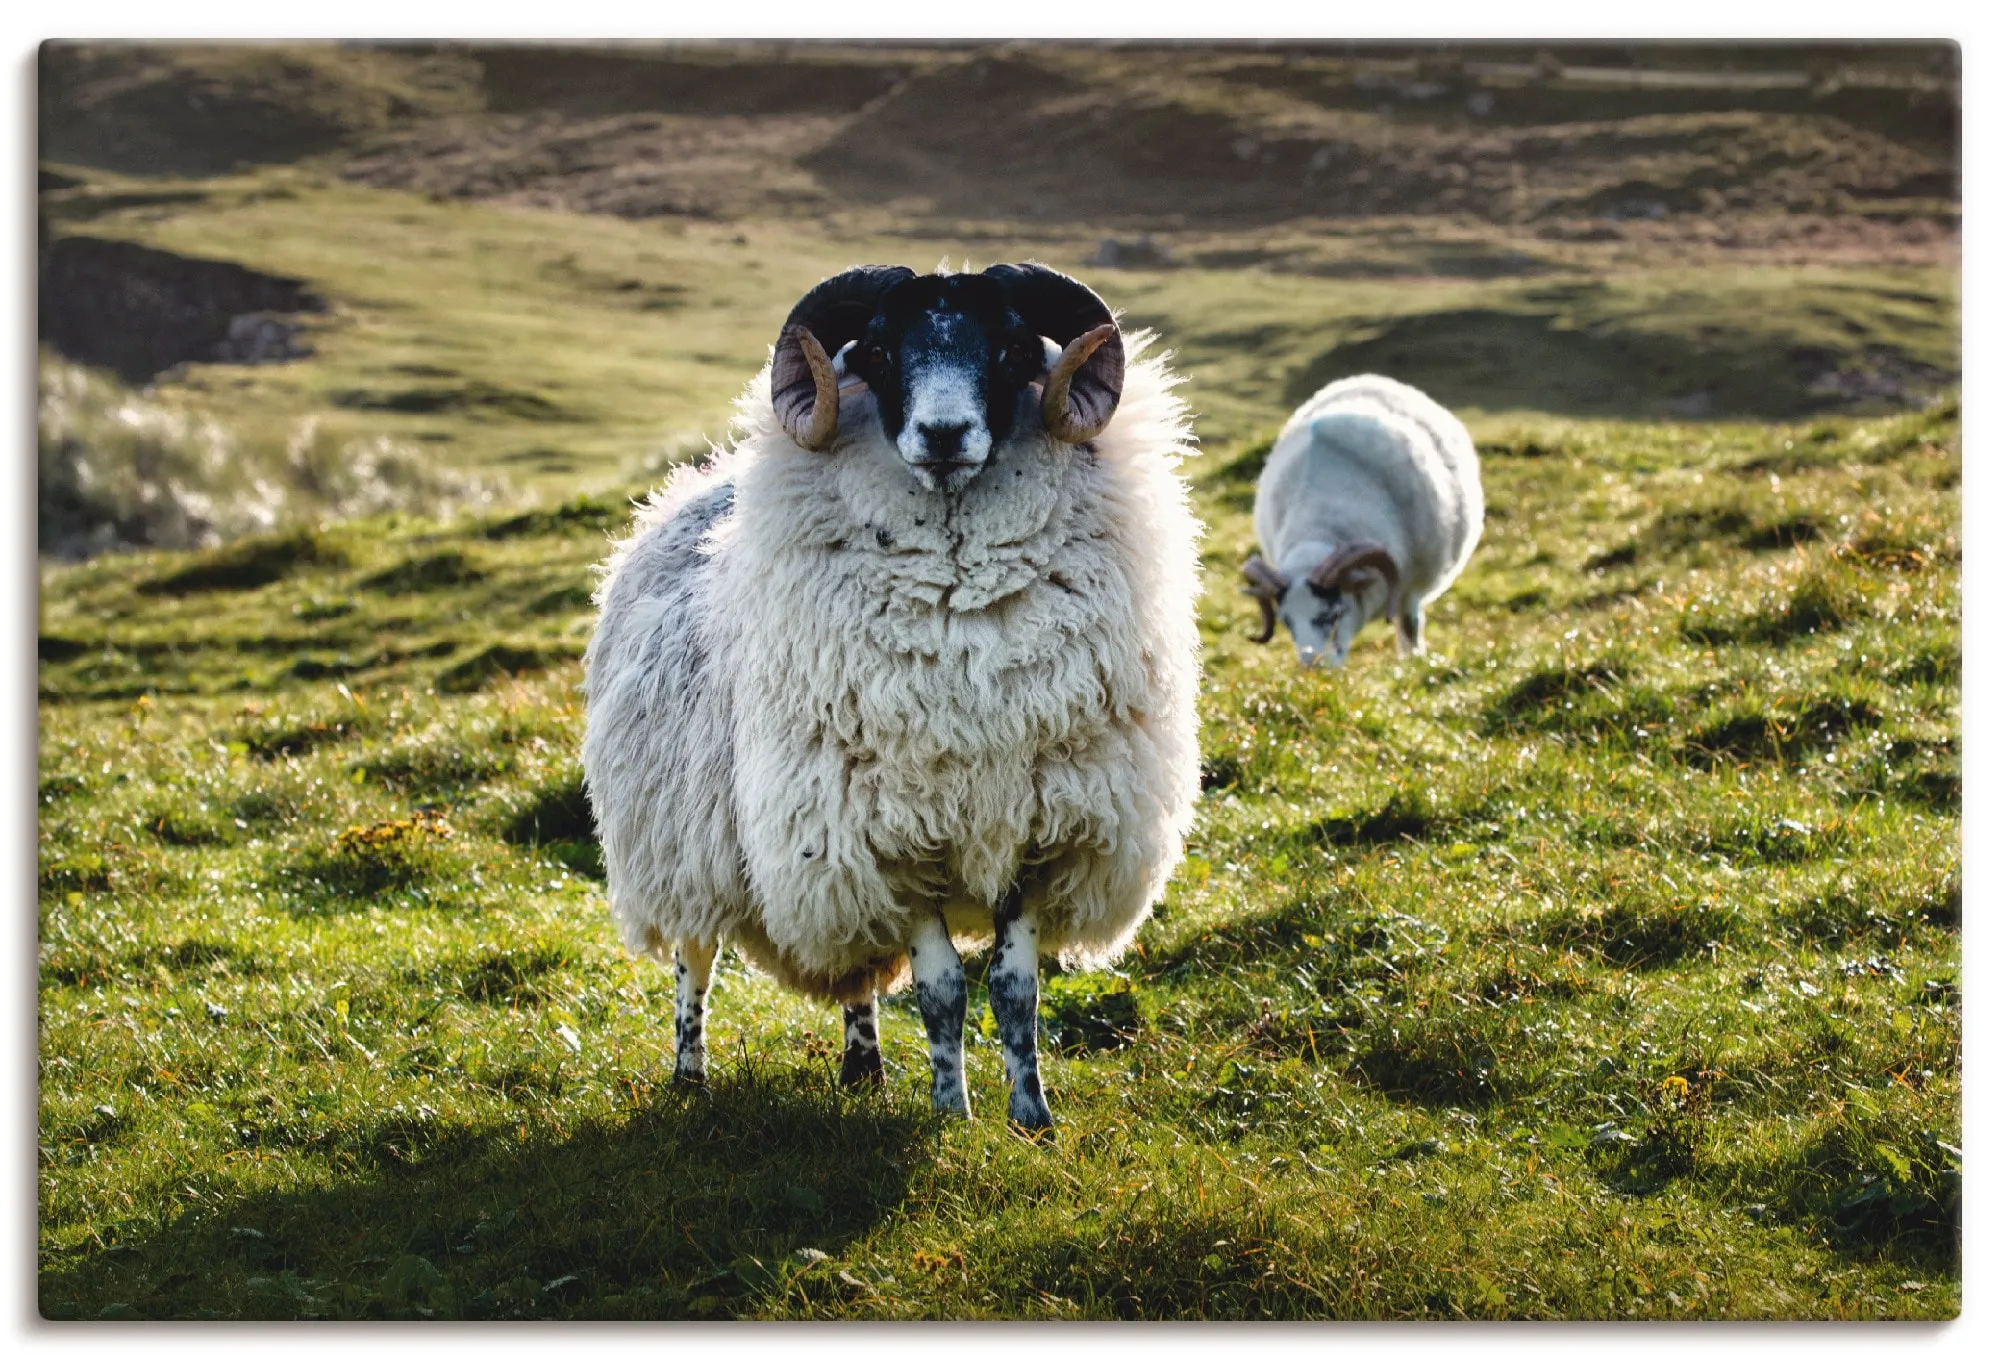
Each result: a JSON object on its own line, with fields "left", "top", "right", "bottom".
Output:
{"left": 37, "top": 42, "right": 1959, "bottom": 1321}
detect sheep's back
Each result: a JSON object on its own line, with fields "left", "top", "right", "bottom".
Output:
{"left": 1257, "top": 374, "right": 1483, "bottom": 598}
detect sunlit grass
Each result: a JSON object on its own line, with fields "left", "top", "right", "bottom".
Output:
{"left": 37, "top": 385, "right": 1958, "bottom": 1318}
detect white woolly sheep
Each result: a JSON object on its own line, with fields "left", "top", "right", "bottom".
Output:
{"left": 1240, "top": 374, "right": 1484, "bottom": 668}
{"left": 581, "top": 263, "right": 1203, "bottom": 1131}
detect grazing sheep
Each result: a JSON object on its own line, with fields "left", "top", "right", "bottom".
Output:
{"left": 1241, "top": 374, "right": 1483, "bottom": 668}
{"left": 582, "top": 263, "right": 1203, "bottom": 1131}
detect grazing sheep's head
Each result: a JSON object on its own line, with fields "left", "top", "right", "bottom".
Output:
{"left": 771, "top": 262, "right": 1125, "bottom": 493}
{"left": 1242, "top": 544, "right": 1402, "bottom": 669}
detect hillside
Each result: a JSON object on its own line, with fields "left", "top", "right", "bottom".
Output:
{"left": 37, "top": 42, "right": 1960, "bottom": 549}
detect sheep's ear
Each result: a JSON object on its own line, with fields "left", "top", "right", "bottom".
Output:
{"left": 772, "top": 265, "right": 914, "bottom": 451}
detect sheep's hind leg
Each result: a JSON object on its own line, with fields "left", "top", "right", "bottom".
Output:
{"left": 838, "top": 998, "right": 886, "bottom": 1088}
{"left": 673, "top": 939, "right": 717, "bottom": 1085}
{"left": 989, "top": 889, "right": 1054, "bottom": 1134}
{"left": 908, "top": 913, "right": 970, "bottom": 1117}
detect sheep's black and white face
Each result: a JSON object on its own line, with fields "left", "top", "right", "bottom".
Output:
{"left": 1278, "top": 577, "right": 1380, "bottom": 670}
{"left": 839, "top": 274, "right": 1050, "bottom": 494}
{"left": 770, "top": 263, "right": 1126, "bottom": 488}
{"left": 1244, "top": 546, "right": 1399, "bottom": 669}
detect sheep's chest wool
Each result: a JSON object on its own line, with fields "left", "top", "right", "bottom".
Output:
{"left": 585, "top": 346, "right": 1203, "bottom": 1002}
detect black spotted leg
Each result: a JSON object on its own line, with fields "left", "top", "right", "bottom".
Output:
{"left": 673, "top": 938, "right": 717, "bottom": 1085}
{"left": 908, "top": 912, "right": 970, "bottom": 1116}
{"left": 839, "top": 997, "right": 886, "bottom": 1087}
{"left": 989, "top": 888, "right": 1054, "bottom": 1133}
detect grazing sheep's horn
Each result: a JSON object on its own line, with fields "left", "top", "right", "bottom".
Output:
{"left": 1309, "top": 542, "right": 1403, "bottom": 612}
{"left": 1240, "top": 555, "right": 1289, "bottom": 644}
{"left": 984, "top": 262, "right": 1125, "bottom": 443}
{"left": 772, "top": 265, "right": 915, "bottom": 451}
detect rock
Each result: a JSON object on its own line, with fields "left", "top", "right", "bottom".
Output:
{"left": 1093, "top": 234, "right": 1173, "bottom": 268}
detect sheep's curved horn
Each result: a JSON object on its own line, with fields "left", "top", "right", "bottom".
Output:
{"left": 1042, "top": 324, "right": 1120, "bottom": 443}
{"left": 772, "top": 265, "right": 914, "bottom": 451}
{"left": 1241, "top": 554, "right": 1289, "bottom": 644}
{"left": 984, "top": 262, "right": 1125, "bottom": 443}
{"left": 1309, "top": 542, "right": 1403, "bottom": 612}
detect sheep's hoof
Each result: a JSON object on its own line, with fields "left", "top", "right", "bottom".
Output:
{"left": 1008, "top": 1111, "right": 1056, "bottom": 1141}
{"left": 1007, "top": 1098, "right": 1056, "bottom": 1138}
{"left": 838, "top": 1048, "right": 886, "bottom": 1089}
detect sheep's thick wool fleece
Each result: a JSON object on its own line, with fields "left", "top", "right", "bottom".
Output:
{"left": 1257, "top": 373, "right": 1484, "bottom": 599}
{"left": 583, "top": 342, "right": 1203, "bottom": 1002}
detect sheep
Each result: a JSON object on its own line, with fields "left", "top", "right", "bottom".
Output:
{"left": 581, "top": 263, "right": 1203, "bottom": 1132}
{"left": 1240, "top": 374, "right": 1483, "bottom": 668}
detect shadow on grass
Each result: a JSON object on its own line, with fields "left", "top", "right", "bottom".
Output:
{"left": 436, "top": 643, "right": 578, "bottom": 695}
{"left": 495, "top": 771, "right": 605, "bottom": 879}
{"left": 137, "top": 529, "right": 346, "bottom": 596}
{"left": 1284, "top": 789, "right": 1480, "bottom": 852}
{"left": 1680, "top": 695, "right": 1882, "bottom": 769}
{"left": 39, "top": 1058, "right": 940, "bottom": 1320}
{"left": 1531, "top": 894, "right": 1746, "bottom": 969}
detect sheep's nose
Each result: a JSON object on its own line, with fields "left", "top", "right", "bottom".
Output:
{"left": 917, "top": 421, "right": 970, "bottom": 460}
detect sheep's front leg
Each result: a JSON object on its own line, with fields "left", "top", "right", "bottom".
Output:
{"left": 1395, "top": 600, "right": 1425, "bottom": 657}
{"left": 990, "top": 891, "right": 1054, "bottom": 1133}
{"left": 673, "top": 938, "right": 718, "bottom": 1085}
{"left": 838, "top": 998, "right": 886, "bottom": 1088}
{"left": 908, "top": 913, "right": 970, "bottom": 1116}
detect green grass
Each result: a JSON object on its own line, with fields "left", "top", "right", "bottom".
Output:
{"left": 37, "top": 391, "right": 1959, "bottom": 1318}
{"left": 36, "top": 77, "right": 1959, "bottom": 1313}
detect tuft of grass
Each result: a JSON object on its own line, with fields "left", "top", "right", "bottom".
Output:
{"left": 280, "top": 811, "right": 460, "bottom": 902}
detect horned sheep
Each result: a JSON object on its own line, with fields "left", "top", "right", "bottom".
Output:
{"left": 1240, "top": 374, "right": 1484, "bottom": 668}
{"left": 581, "top": 263, "right": 1204, "bottom": 1131}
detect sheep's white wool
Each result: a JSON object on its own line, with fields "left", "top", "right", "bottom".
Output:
{"left": 1256, "top": 373, "right": 1483, "bottom": 595}
{"left": 1251, "top": 373, "right": 1484, "bottom": 671}
{"left": 583, "top": 336, "right": 1203, "bottom": 1002}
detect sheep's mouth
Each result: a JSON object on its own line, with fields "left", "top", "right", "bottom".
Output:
{"left": 905, "top": 457, "right": 987, "bottom": 492}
